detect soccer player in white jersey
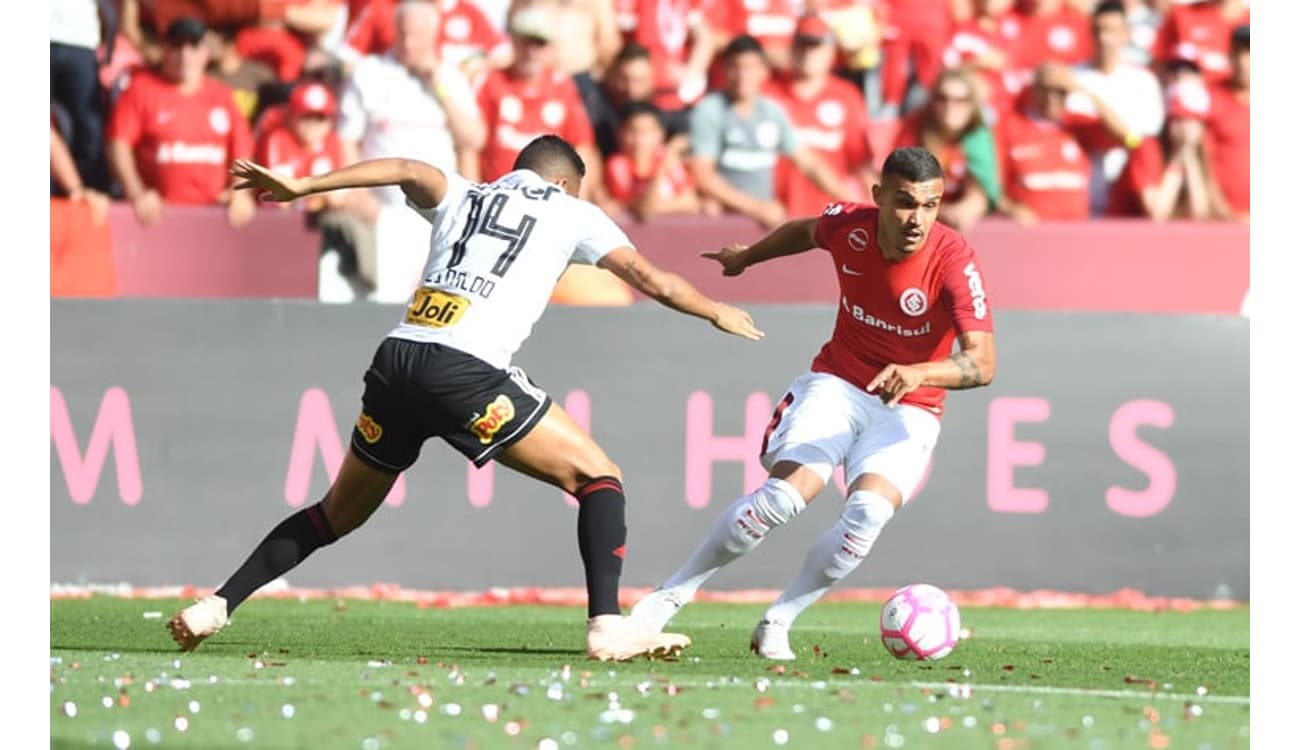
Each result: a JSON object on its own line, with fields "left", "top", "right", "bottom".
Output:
{"left": 167, "top": 135, "right": 764, "bottom": 661}
{"left": 630, "top": 147, "right": 998, "bottom": 659}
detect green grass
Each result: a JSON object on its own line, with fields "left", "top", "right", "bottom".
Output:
{"left": 51, "top": 598, "right": 1249, "bottom": 749}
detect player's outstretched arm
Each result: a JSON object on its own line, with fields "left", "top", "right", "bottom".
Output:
{"left": 230, "top": 158, "right": 450, "bottom": 209}
{"left": 702, "top": 218, "right": 820, "bottom": 276}
{"left": 867, "top": 332, "right": 997, "bottom": 407}
{"left": 597, "top": 248, "right": 764, "bottom": 341}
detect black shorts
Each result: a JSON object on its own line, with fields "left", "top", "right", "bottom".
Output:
{"left": 349, "top": 337, "right": 552, "bottom": 472}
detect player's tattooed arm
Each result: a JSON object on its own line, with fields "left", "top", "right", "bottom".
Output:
{"left": 949, "top": 350, "right": 983, "bottom": 388}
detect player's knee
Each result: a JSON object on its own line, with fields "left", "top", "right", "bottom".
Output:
{"left": 752, "top": 477, "right": 806, "bottom": 527}
{"left": 572, "top": 456, "right": 622, "bottom": 490}
{"left": 842, "top": 490, "right": 896, "bottom": 532}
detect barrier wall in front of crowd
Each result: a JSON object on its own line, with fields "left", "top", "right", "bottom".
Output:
{"left": 50, "top": 302, "right": 1248, "bottom": 599}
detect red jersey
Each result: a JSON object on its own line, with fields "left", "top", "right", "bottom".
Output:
{"left": 604, "top": 152, "right": 695, "bottom": 204}
{"left": 1152, "top": 2, "right": 1248, "bottom": 85}
{"left": 999, "top": 111, "right": 1090, "bottom": 220}
{"left": 1106, "top": 136, "right": 1162, "bottom": 217}
{"left": 708, "top": 0, "right": 798, "bottom": 51}
{"left": 1012, "top": 6, "right": 1093, "bottom": 69}
{"left": 1206, "top": 84, "right": 1249, "bottom": 215}
{"left": 766, "top": 74, "right": 873, "bottom": 216}
{"left": 810, "top": 204, "right": 994, "bottom": 416}
{"left": 106, "top": 70, "right": 253, "bottom": 205}
{"left": 476, "top": 69, "right": 596, "bottom": 181}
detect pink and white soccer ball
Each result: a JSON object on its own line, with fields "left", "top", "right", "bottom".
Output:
{"left": 879, "top": 583, "right": 961, "bottom": 660}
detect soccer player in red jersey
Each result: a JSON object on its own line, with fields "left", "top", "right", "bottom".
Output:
{"left": 631, "top": 146, "right": 998, "bottom": 659}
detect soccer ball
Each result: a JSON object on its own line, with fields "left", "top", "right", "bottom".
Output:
{"left": 878, "top": 583, "right": 961, "bottom": 660}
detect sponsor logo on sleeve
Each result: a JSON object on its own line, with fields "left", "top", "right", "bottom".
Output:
{"left": 356, "top": 413, "right": 383, "bottom": 443}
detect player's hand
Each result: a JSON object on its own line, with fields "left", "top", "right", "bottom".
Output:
{"left": 132, "top": 189, "right": 164, "bottom": 226}
{"left": 867, "top": 363, "right": 926, "bottom": 407}
{"left": 702, "top": 243, "right": 750, "bottom": 276}
{"left": 710, "top": 303, "right": 765, "bottom": 341}
{"left": 231, "top": 160, "right": 309, "bottom": 202}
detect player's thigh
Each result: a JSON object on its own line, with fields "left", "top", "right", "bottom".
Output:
{"left": 495, "top": 402, "right": 619, "bottom": 494}
{"left": 845, "top": 402, "right": 941, "bottom": 507}
{"left": 760, "top": 372, "right": 858, "bottom": 494}
{"left": 430, "top": 356, "right": 560, "bottom": 473}
{"left": 322, "top": 447, "right": 400, "bottom": 536}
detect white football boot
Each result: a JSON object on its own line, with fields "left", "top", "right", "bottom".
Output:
{"left": 750, "top": 619, "right": 797, "bottom": 660}
{"left": 167, "top": 595, "right": 230, "bottom": 652}
{"left": 586, "top": 614, "right": 691, "bottom": 661}
{"left": 628, "top": 588, "right": 686, "bottom": 633}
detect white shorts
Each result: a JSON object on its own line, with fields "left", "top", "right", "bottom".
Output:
{"left": 759, "top": 371, "right": 941, "bottom": 503}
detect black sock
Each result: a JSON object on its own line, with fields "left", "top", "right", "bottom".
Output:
{"left": 215, "top": 501, "right": 338, "bottom": 612}
{"left": 575, "top": 476, "right": 627, "bottom": 618}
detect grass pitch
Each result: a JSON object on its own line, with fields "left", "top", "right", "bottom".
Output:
{"left": 51, "top": 597, "right": 1248, "bottom": 749}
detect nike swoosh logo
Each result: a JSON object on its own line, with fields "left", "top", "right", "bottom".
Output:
{"left": 841, "top": 264, "right": 863, "bottom": 276}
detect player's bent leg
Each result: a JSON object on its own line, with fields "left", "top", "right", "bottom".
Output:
{"left": 496, "top": 404, "right": 690, "bottom": 661}
{"left": 629, "top": 460, "right": 826, "bottom": 633}
{"left": 754, "top": 474, "right": 903, "bottom": 659}
{"left": 168, "top": 446, "right": 399, "bottom": 652}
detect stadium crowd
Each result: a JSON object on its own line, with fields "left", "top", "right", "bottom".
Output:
{"left": 51, "top": 0, "right": 1249, "bottom": 299}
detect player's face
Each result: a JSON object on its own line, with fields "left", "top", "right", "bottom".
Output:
{"left": 931, "top": 77, "right": 976, "bottom": 134}
{"left": 293, "top": 114, "right": 333, "bottom": 148}
{"left": 872, "top": 176, "right": 944, "bottom": 256}
{"left": 395, "top": 10, "right": 439, "bottom": 73}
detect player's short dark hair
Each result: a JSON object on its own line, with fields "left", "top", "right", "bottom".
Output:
{"left": 620, "top": 100, "right": 665, "bottom": 129}
{"left": 513, "top": 134, "right": 586, "bottom": 179}
{"left": 1093, "top": 0, "right": 1126, "bottom": 20}
{"left": 722, "top": 34, "right": 766, "bottom": 61}
{"left": 613, "top": 42, "right": 652, "bottom": 67}
{"left": 1231, "top": 24, "right": 1248, "bottom": 52}
{"left": 881, "top": 147, "right": 944, "bottom": 184}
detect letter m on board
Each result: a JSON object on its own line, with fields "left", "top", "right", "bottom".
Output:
{"left": 50, "top": 387, "right": 143, "bottom": 505}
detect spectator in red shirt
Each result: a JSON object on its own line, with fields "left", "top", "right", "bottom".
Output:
{"left": 1152, "top": 0, "right": 1247, "bottom": 85}
{"left": 707, "top": 0, "right": 800, "bottom": 71}
{"left": 895, "top": 68, "right": 1001, "bottom": 230}
{"left": 943, "top": 0, "right": 1022, "bottom": 123}
{"left": 475, "top": 7, "right": 610, "bottom": 207}
{"left": 107, "top": 16, "right": 256, "bottom": 227}
{"left": 1189, "top": 22, "right": 1248, "bottom": 222}
{"left": 996, "top": 62, "right": 1093, "bottom": 222}
{"left": 604, "top": 101, "right": 700, "bottom": 220}
{"left": 767, "top": 14, "right": 877, "bottom": 217}
{"left": 341, "top": 0, "right": 511, "bottom": 81}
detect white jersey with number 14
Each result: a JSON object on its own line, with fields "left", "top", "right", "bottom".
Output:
{"left": 388, "top": 169, "right": 632, "bottom": 368}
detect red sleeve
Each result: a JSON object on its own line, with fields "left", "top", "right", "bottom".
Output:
{"left": 604, "top": 155, "right": 636, "bottom": 202}
{"left": 106, "top": 80, "right": 144, "bottom": 145}
{"left": 345, "top": 4, "right": 385, "bottom": 56}
{"left": 464, "top": 3, "right": 506, "bottom": 52}
{"left": 940, "top": 240, "right": 995, "bottom": 334}
{"left": 811, "top": 202, "right": 859, "bottom": 250}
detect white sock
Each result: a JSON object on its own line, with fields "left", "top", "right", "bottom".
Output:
{"left": 659, "top": 478, "right": 806, "bottom": 601}
{"left": 763, "top": 490, "right": 896, "bottom": 626}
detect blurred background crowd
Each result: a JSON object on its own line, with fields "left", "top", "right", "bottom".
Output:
{"left": 50, "top": 0, "right": 1248, "bottom": 301}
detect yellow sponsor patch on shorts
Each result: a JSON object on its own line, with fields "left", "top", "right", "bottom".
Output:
{"left": 404, "top": 288, "right": 470, "bottom": 328}
{"left": 470, "top": 394, "right": 516, "bottom": 445}
{"left": 356, "top": 412, "right": 383, "bottom": 444}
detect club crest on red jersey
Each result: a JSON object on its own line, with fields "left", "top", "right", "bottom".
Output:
{"left": 900, "top": 288, "right": 929, "bottom": 316}
{"left": 847, "top": 228, "right": 869, "bottom": 252}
